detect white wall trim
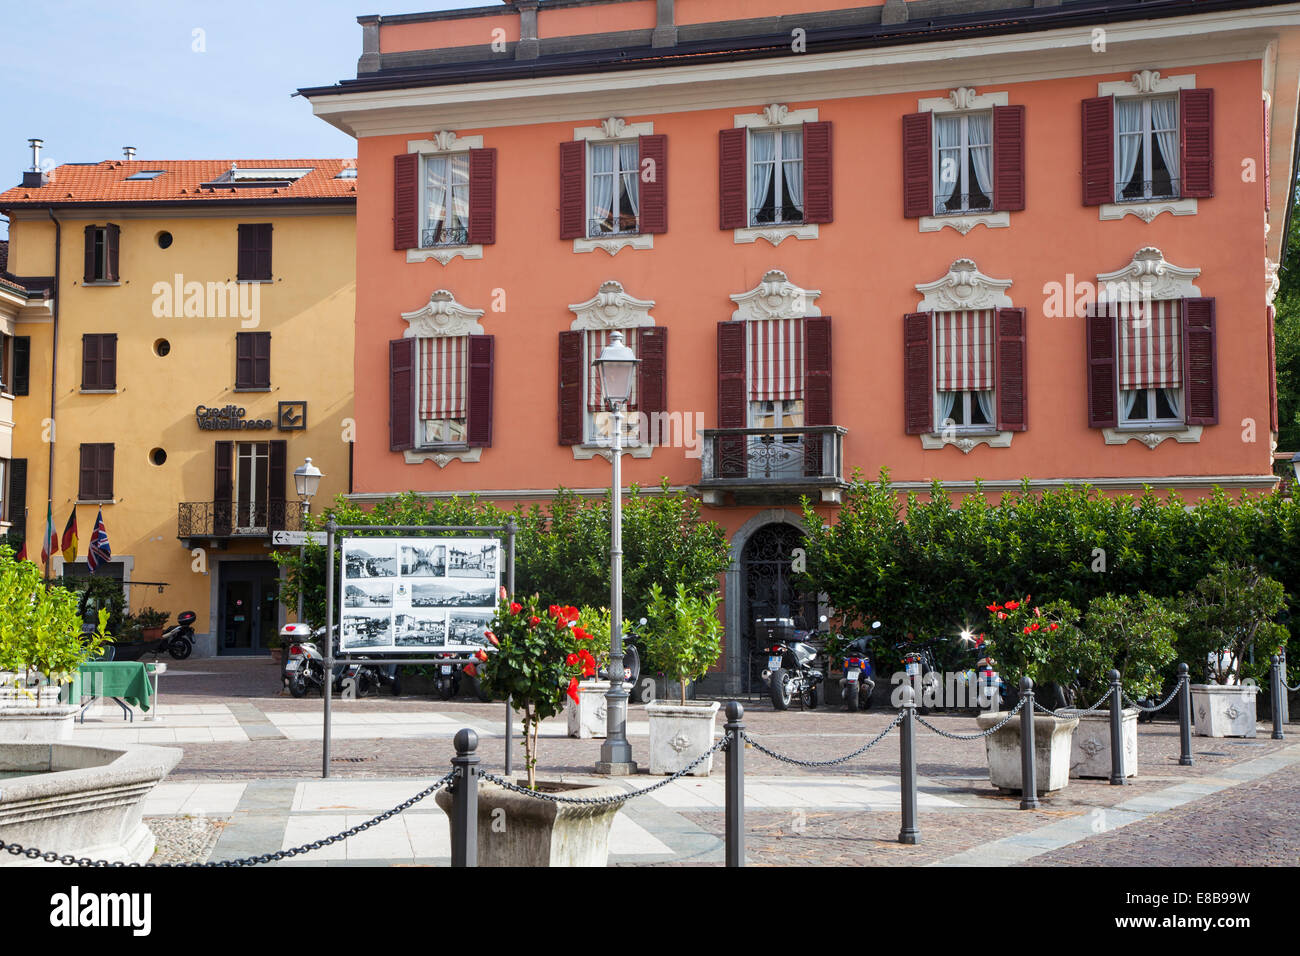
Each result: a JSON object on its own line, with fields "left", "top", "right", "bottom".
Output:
{"left": 407, "top": 132, "right": 484, "bottom": 153}
{"left": 53, "top": 555, "right": 136, "bottom": 612}
{"left": 573, "top": 117, "right": 654, "bottom": 141}
{"left": 404, "top": 446, "right": 484, "bottom": 467}
{"left": 730, "top": 269, "right": 822, "bottom": 321}
{"left": 406, "top": 245, "right": 484, "bottom": 265}
{"left": 400, "top": 289, "right": 486, "bottom": 337}
{"left": 1102, "top": 426, "right": 1203, "bottom": 448}
{"left": 919, "top": 430, "right": 1014, "bottom": 453}
{"left": 915, "top": 258, "right": 1013, "bottom": 312}
{"left": 1097, "top": 70, "right": 1195, "bottom": 97}
{"left": 917, "top": 86, "right": 1008, "bottom": 113}
{"left": 1098, "top": 198, "right": 1198, "bottom": 223}
{"left": 568, "top": 280, "right": 656, "bottom": 330}
{"left": 571, "top": 442, "right": 654, "bottom": 461}
{"left": 573, "top": 233, "right": 654, "bottom": 256}
{"left": 733, "top": 104, "right": 818, "bottom": 128}
{"left": 1095, "top": 246, "right": 1201, "bottom": 301}
{"left": 732, "top": 223, "right": 819, "bottom": 246}
{"left": 918, "top": 211, "right": 1010, "bottom": 235}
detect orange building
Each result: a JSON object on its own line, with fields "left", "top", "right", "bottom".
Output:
{"left": 302, "top": 0, "right": 1300, "bottom": 692}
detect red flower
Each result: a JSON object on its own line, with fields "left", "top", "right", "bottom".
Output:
{"left": 1023, "top": 625, "right": 1032, "bottom": 635}
{"left": 986, "top": 603, "right": 1001, "bottom": 612}
{"left": 997, "top": 612, "right": 1007, "bottom": 620}
{"left": 499, "top": 585, "right": 508, "bottom": 601}
{"left": 1004, "top": 600, "right": 1020, "bottom": 611}
{"left": 1049, "top": 623, "right": 1059, "bottom": 631}
{"left": 574, "top": 628, "right": 593, "bottom": 640}
{"left": 566, "top": 678, "right": 580, "bottom": 705}
{"left": 566, "top": 653, "right": 579, "bottom": 666}
{"left": 529, "top": 616, "right": 540, "bottom": 626}
{"left": 578, "top": 648, "right": 595, "bottom": 665}
{"left": 463, "top": 662, "right": 477, "bottom": 678}
{"left": 487, "top": 633, "right": 500, "bottom": 647}
{"left": 475, "top": 649, "right": 488, "bottom": 662}
{"left": 510, "top": 602, "right": 522, "bottom": 614}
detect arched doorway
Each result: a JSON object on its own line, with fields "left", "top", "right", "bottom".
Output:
{"left": 739, "top": 522, "right": 818, "bottom": 694}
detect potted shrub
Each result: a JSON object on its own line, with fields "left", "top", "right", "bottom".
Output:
{"left": 566, "top": 606, "right": 613, "bottom": 739}
{"left": 976, "top": 597, "right": 1081, "bottom": 793}
{"left": 1064, "top": 593, "right": 1183, "bottom": 778}
{"left": 435, "top": 591, "right": 628, "bottom": 867}
{"left": 133, "top": 606, "right": 169, "bottom": 643}
{"left": 0, "top": 546, "right": 111, "bottom": 740}
{"left": 640, "top": 582, "right": 723, "bottom": 776}
{"left": 1181, "top": 563, "right": 1288, "bottom": 738}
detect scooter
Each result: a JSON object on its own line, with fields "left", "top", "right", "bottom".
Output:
{"left": 897, "top": 638, "right": 942, "bottom": 715}
{"left": 959, "top": 630, "right": 1006, "bottom": 712}
{"left": 762, "top": 616, "right": 824, "bottom": 711}
{"left": 282, "top": 625, "right": 391, "bottom": 699}
{"left": 153, "top": 611, "right": 197, "bottom": 660}
{"left": 432, "top": 651, "right": 461, "bottom": 701}
{"left": 841, "top": 621, "right": 881, "bottom": 711}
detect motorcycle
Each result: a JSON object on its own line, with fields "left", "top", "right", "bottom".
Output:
{"left": 431, "top": 651, "right": 461, "bottom": 701}
{"left": 959, "top": 630, "right": 1006, "bottom": 712}
{"left": 897, "top": 638, "right": 942, "bottom": 715}
{"left": 760, "top": 616, "right": 824, "bottom": 711}
{"left": 282, "top": 625, "right": 393, "bottom": 699}
{"left": 154, "top": 611, "right": 197, "bottom": 660}
{"left": 841, "top": 621, "right": 881, "bottom": 712}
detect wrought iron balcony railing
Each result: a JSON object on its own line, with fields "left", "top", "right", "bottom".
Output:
{"left": 1115, "top": 178, "right": 1180, "bottom": 203}
{"left": 587, "top": 217, "right": 641, "bottom": 238}
{"left": 699, "top": 426, "right": 846, "bottom": 491}
{"left": 748, "top": 206, "right": 805, "bottom": 228}
{"left": 933, "top": 192, "right": 993, "bottom": 216}
{"left": 421, "top": 225, "right": 470, "bottom": 248}
{"left": 177, "top": 500, "right": 304, "bottom": 540}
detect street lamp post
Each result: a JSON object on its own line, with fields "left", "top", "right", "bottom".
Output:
{"left": 593, "top": 330, "right": 638, "bottom": 775}
{"left": 292, "top": 457, "right": 323, "bottom": 622}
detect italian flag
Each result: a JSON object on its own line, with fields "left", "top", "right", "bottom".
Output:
{"left": 39, "top": 502, "right": 58, "bottom": 565}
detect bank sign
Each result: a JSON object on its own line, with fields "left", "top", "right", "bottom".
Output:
{"left": 195, "top": 405, "right": 273, "bottom": 430}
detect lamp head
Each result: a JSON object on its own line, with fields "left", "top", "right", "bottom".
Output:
{"left": 594, "top": 329, "right": 639, "bottom": 407}
{"left": 293, "top": 457, "right": 323, "bottom": 500}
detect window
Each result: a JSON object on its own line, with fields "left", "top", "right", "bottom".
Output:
{"left": 82, "top": 224, "right": 119, "bottom": 283}
{"left": 234, "top": 442, "right": 270, "bottom": 531}
{"left": 584, "top": 329, "right": 641, "bottom": 444}
{"left": 422, "top": 153, "right": 470, "bottom": 247}
{"left": 416, "top": 336, "right": 469, "bottom": 447}
{"left": 749, "top": 128, "right": 804, "bottom": 226}
{"left": 934, "top": 112, "right": 993, "bottom": 215}
{"left": 78, "top": 444, "right": 114, "bottom": 501}
{"left": 0, "top": 333, "right": 10, "bottom": 393}
{"left": 934, "top": 311, "right": 997, "bottom": 432}
{"left": 81, "top": 334, "right": 118, "bottom": 391}
{"left": 236, "top": 224, "right": 272, "bottom": 281}
{"left": 235, "top": 332, "right": 271, "bottom": 390}
{"left": 588, "top": 142, "right": 640, "bottom": 237}
{"left": 1116, "top": 95, "right": 1179, "bottom": 201}
{"left": 1116, "top": 299, "right": 1184, "bottom": 425}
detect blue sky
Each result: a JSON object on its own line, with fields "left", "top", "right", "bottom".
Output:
{"left": 1, "top": 0, "right": 478, "bottom": 238}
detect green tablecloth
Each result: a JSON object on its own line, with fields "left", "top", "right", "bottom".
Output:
{"left": 71, "top": 662, "right": 157, "bottom": 712}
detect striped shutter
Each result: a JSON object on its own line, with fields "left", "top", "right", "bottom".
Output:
{"left": 933, "top": 311, "right": 995, "bottom": 392}
{"left": 903, "top": 313, "right": 932, "bottom": 434}
{"left": 1182, "top": 297, "right": 1218, "bottom": 425}
{"left": 638, "top": 326, "right": 667, "bottom": 443}
{"left": 992, "top": 105, "right": 1026, "bottom": 212}
{"left": 585, "top": 329, "right": 639, "bottom": 411}
{"left": 1264, "top": 96, "right": 1272, "bottom": 213}
{"left": 1081, "top": 96, "right": 1114, "bottom": 206}
{"left": 746, "top": 319, "right": 805, "bottom": 401}
{"left": 389, "top": 338, "right": 416, "bottom": 452}
{"left": 718, "top": 128, "right": 748, "bottom": 229}
{"left": 213, "top": 441, "right": 233, "bottom": 536}
{"left": 1180, "top": 88, "right": 1214, "bottom": 198}
{"left": 803, "top": 121, "right": 833, "bottom": 224}
{"left": 1086, "top": 302, "right": 1118, "bottom": 428}
{"left": 803, "top": 317, "right": 832, "bottom": 478}
{"left": 558, "top": 330, "right": 583, "bottom": 445}
{"left": 559, "top": 141, "right": 586, "bottom": 240}
{"left": 418, "top": 336, "right": 470, "bottom": 420}
{"left": 268, "top": 440, "right": 287, "bottom": 531}
{"left": 638, "top": 135, "right": 668, "bottom": 234}
{"left": 393, "top": 153, "right": 419, "bottom": 250}
{"left": 1117, "top": 299, "right": 1182, "bottom": 390}
{"left": 902, "top": 113, "right": 932, "bottom": 218}
{"left": 466, "top": 335, "right": 495, "bottom": 448}
{"left": 717, "top": 321, "right": 747, "bottom": 477}
{"left": 467, "top": 148, "right": 497, "bottom": 245}
{"left": 996, "top": 308, "right": 1028, "bottom": 431}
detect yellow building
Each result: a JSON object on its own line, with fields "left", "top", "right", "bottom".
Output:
{"left": 0, "top": 155, "right": 356, "bottom": 656}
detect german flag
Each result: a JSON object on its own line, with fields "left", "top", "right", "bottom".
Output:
{"left": 61, "top": 508, "right": 78, "bottom": 563}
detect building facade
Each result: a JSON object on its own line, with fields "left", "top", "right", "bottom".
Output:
{"left": 0, "top": 158, "right": 356, "bottom": 656}
{"left": 302, "top": 0, "right": 1299, "bottom": 692}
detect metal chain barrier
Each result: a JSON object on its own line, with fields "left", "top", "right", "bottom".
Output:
{"left": 0, "top": 769, "right": 458, "bottom": 868}
{"left": 739, "top": 712, "right": 902, "bottom": 767}
{"left": 476, "top": 735, "right": 730, "bottom": 805}
{"left": 1122, "top": 681, "right": 1185, "bottom": 714}
{"left": 1031, "top": 686, "right": 1115, "bottom": 718}
{"left": 914, "top": 696, "right": 1027, "bottom": 740}
{"left": 1285, "top": 679, "right": 1300, "bottom": 694}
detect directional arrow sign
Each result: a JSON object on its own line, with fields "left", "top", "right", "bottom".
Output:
{"left": 271, "top": 531, "right": 327, "bottom": 546}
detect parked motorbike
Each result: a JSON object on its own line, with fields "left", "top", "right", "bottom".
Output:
{"left": 958, "top": 630, "right": 1006, "bottom": 711}
{"left": 154, "top": 611, "right": 197, "bottom": 660}
{"left": 431, "top": 651, "right": 461, "bottom": 701}
{"left": 282, "top": 625, "right": 393, "bottom": 699}
{"left": 897, "top": 637, "right": 942, "bottom": 715}
{"left": 841, "top": 621, "right": 881, "bottom": 711}
{"left": 760, "top": 616, "right": 824, "bottom": 711}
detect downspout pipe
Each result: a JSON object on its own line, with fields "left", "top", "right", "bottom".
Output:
{"left": 45, "top": 207, "right": 59, "bottom": 582}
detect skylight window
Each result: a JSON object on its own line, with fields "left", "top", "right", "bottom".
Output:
{"left": 125, "top": 170, "right": 165, "bottom": 181}
{"left": 335, "top": 167, "right": 358, "bottom": 179}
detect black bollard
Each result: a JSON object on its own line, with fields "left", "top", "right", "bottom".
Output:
{"left": 1019, "top": 677, "right": 1039, "bottom": 810}
{"left": 450, "top": 728, "right": 480, "bottom": 867}
{"left": 1108, "top": 669, "right": 1125, "bottom": 786}
{"left": 1272, "top": 656, "right": 1285, "bottom": 741}
{"left": 505, "top": 694, "right": 513, "bottom": 777}
{"left": 1177, "top": 663, "right": 1194, "bottom": 766}
{"left": 724, "top": 701, "right": 745, "bottom": 867}
{"left": 898, "top": 686, "right": 920, "bottom": 845}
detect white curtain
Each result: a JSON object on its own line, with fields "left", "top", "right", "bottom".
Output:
{"left": 937, "top": 391, "right": 958, "bottom": 430}
{"left": 619, "top": 143, "right": 640, "bottom": 220}
{"left": 935, "top": 115, "right": 962, "bottom": 209}
{"left": 1150, "top": 97, "right": 1180, "bottom": 190}
{"left": 1116, "top": 100, "right": 1144, "bottom": 196}
{"left": 448, "top": 154, "right": 469, "bottom": 230}
{"left": 1120, "top": 389, "right": 1140, "bottom": 421}
{"left": 750, "top": 131, "right": 776, "bottom": 222}
{"left": 781, "top": 129, "right": 803, "bottom": 217}
{"left": 967, "top": 113, "right": 993, "bottom": 200}
{"left": 425, "top": 156, "right": 448, "bottom": 233}
{"left": 1162, "top": 387, "right": 1182, "bottom": 419}
{"left": 974, "top": 390, "right": 995, "bottom": 425}
{"left": 591, "top": 144, "right": 616, "bottom": 231}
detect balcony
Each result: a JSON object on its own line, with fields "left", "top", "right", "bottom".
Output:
{"left": 177, "top": 500, "right": 304, "bottom": 546}
{"left": 698, "top": 426, "right": 847, "bottom": 506}
{"left": 421, "top": 225, "right": 470, "bottom": 248}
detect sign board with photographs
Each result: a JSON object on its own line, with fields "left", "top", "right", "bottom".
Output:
{"left": 339, "top": 537, "right": 501, "bottom": 654}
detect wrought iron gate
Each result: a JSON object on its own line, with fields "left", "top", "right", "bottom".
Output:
{"left": 740, "top": 522, "right": 818, "bottom": 695}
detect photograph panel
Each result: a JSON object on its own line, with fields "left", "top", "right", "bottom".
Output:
{"left": 394, "top": 611, "right": 447, "bottom": 648}
{"left": 447, "top": 542, "right": 499, "bottom": 579}
{"left": 411, "top": 580, "right": 496, "bottom": 608}
{"left": 343, "top": 580, "right": 394, "bottom": 608}
{"left": 340, "top": 610, "right": 393, "bottom": 649}
{"left": 344, "top": 541, "right": 399, "bottom": 579}
{"left": 400, "top": 543, "right": 447, "bottom": 577}
{"left": 446, "top": 609, "right": 495, "bottom": 650}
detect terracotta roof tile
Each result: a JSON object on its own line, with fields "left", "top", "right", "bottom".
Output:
{"left": 0, "top": 159, "right": 359, "bottom": 206}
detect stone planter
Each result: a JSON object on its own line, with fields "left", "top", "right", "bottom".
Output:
{"left": 1, "top": 677, "right": 76, "bottom": 743}
{"left": 976, "top": 712, "right": 1079, "bottom": 794}
{"left": 1191, "top": 683, "right": 1259, "bottom": 738}
{"left": 646, "top": 699, "right": 720, "bottom": 776}
{"left": 434, "top": 778, "right": 627, "bottom": 867}
{"left": 565, "top": 680, "right": 609, "bottom": 739}
{"left": 1063, "top": 707, "right": 1138, "bottom": 779}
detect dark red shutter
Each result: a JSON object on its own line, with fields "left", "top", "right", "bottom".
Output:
{"left": 718, "top": 128, "right": 747, "bottom": 229}
{"left": 638, "top": 326, "right": 667, "bottom": 443}
{"left": 1264, "top": 97, "right": 1272, "bottom": 213}
{"left": 393, "top": 153, "right": 419, "bottom": 250}
{"left": 101, "top": 334, "right": 117, "bottom": 390}
{"left": 558, "top": 330, "right": 583, "bottom": 445}
{"left": 12, "top": 337, "right": 30, "bottom": 396}
{"left": 268, "top": 440, "right": 286, "bottom": 531}
{"left": 559, "top": 141, "right": 586, "bottom": 240}
{"left": 1086, "top": 303, "right": 1118, "bottom": 428}
{"left": 467, "top": 148, "right": 497, "bottom": 245}
{"left": 902, "top": 113, "right": 932, "bottom": 218}
{"left": 105, "top": 224, "right": 120, "bottom": 282}
{"left": 803, "top": 316, "right": 832, "bottom": 477}
{"left": 213, "top": 441, "right": 233, "bottom": 536}
{"left": 389, "top": 338, "right": 416, "bottom": 452}
{"left": 235, "top": 333, "right": 253, "bottom": 388}
{"left": 992, "top": 105, "right": 1026, "bottom": 212}
{"left": 466, "top": 334, "right": 494, "bottom": 447}
{"left": 1180, "top": 88, "right": 1214, "bottom": 198}
{"left": 1081, "top": 96, "right": 1114, "bottom": 206}
{"left": 638, "top": 134, "right": 668, "bottom": 234}
{"left": 802, "top": 121, "right": 833, "bottom": 224}
{"left": 6, "top": 458, "right": 27, "bottom": 541}
{"left": 82, "top": 335, "right": 100, "bottom": 389}
{"left": 256, "top": 224, "right": 272, "bottom": 280}
{"left": 255, "top": 332, "right": 270, "bottom": 388}
{"left": 85, "top": 444, "right": 114, "bottom": 501}
{"left": 83, "top": 225, "right": 97, "bottom": 283}
{"left": 717, "top": 321, "right": 747, "bottom": 477}
{"left": 237, "top": 225, "right": 256, "bottom": 280}
{"left": 1268, "top": 305, "right": 1279, "bottom": 433}
{"left": 78, "top": 445, "right": 96, "bottom": 501}
{"left": 903, "top": 313, "right": 932, "bottom": 434}
{"left": 995, "top": 308, "right": 1028, "bottom": 431}
{"left": 1183, "top": 297, "right": 1218, "bottom": 425}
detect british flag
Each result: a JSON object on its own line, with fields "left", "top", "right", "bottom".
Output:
{"left": 86, "top": 509, "right": 111, "bottom": 573}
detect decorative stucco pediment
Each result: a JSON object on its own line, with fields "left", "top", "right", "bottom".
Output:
{"left": 1096, "top": 247, "right": 1201, "bottom": 302}
{"left": 914, "top": 259, "right": 1013, "bottom": 312}
{"left": 730, "top": 270, "right": 822, "bottom": 321}
{"left": 400, "top": 289, "right": 486, "bottom": 338}
{"left": 568, "top": 280, "right": 656, "bottom": 330}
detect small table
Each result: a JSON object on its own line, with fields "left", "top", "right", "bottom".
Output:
{"left": 68, "top": 661, "right": 166, "bottom": 722}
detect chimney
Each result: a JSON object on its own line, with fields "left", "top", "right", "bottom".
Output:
{"left": 123, "top": 146, "right": 136, "bottom": 161}
{"left": 22, "top": 138, "right": 51, "bottom": 187}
